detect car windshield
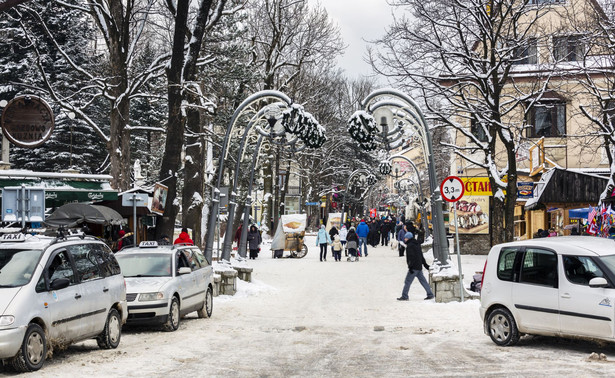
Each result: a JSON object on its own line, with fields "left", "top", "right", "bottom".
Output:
{"left": 116, "top": 253, "right": 172, "bottom": 277}
{"left": 598, "top": 255, "right": 615, "bottom": 277}
{"left": 0, "top": 249, "right": 43, "bottom": 287}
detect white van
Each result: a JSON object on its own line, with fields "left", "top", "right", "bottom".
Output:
{"left": 480, "top": 236, "right": 615, "bottom": 346}
{"left": 0, "top": 233, "right": 127, "bottom": 372}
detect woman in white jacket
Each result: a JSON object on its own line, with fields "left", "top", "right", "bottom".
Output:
{"left": 338, "top": 225, "right": 348, "bottom": 255}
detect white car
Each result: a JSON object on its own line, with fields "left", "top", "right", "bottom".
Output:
{"left": 0, "top": 232, "right": 127, "bottom": 372}
{"left": 115, "top": 241, "right": 213, "bottom": 331}
{"left": 480, "top": 236, "right": 615, "bottom": 346}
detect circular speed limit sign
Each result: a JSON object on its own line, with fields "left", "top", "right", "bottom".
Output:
{"left": 440, "top": 176, "right": 464, "bottom": 202}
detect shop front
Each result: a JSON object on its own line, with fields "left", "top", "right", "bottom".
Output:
{"left": 524, "top": 168, "right": 608, "bottom": 237}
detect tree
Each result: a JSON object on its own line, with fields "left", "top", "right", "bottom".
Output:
{"left": 244, "top": 0, "right": 344, "bottom": 234}
{"left": 0, "top": 1, "right": 108, "bottom": 173}
{"left": 371, "top": 0, "right": 556, "bottom": 245}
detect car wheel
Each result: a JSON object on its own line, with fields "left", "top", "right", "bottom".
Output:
{"left": 97, "top": 308, "right": 121, "bottom": 349}
{"left": 487, "top": 307, "right": 520, "bottom": 346}
{"left": 12, "top": 323, "right": 46, "bottom": 372}
{"left": 163, "top": 297, "right": 180, "bottom": 331}
{"left": 197, "top": 287, "right": 213, "bottom": 318}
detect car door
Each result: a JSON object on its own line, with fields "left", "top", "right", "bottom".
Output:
{"left": 67, "top": 243, "right": 107, "bottom": 337}
{"left": 176, "top": 251, "right": 198, "bottom": 311}
{"left": 559, "top": 255, "right": 615, "bottom": 338}
{"left": 188, "top": 248, "right": 207, "bottom": 304}
{"left": 37, "top": 249, "right": 85, "bottom": 342}
{"left": 511, "top": 247, "right": 559, "bottom": 333}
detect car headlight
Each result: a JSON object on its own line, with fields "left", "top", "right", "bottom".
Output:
{"left": 139, "top": 292, "right": 164, "bottom": 301}
{"left": 0, "top": 315, "right": 15, "bottom": 326}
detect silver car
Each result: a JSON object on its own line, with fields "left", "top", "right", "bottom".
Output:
{"left": 0, "top": 232, "right": 127, "bottom": 372}
{"left": 115, "top": 241, "right": 213, "bottom": 331}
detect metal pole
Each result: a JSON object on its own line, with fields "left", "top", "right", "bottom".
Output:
{"left": 454, "top": 205, "right": 464, "bottom": 302}
{"left": 132, "top": 194, "right": 137, "bottom": 244}
{"left": 204, "top": 90, "right": 292, "bottom": 263}
{"left": 362, "top": 89, "right": 448, "bottom": 265}
{"left": 238, "top": 136, "right": 264, "bottom": 258}
{"left": 20, "top": 184, "right": 25, "bottom": 230}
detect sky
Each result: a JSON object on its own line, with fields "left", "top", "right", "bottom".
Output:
{"left": 318, "top": 0, "right": 395, "bottom": 79}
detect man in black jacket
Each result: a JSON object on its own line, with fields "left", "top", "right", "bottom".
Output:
{"left": 397, "top": 231, "right": 435, "bottom": 301}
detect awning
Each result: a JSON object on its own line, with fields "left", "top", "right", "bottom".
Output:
{"left": 525, "top": 168, "right": 607, "bottom": 210}
{"left": 44, "top": 203, "right": 124, "bottom": 228}
{"left": 0, "top": 178, "right": 118, "bottom": 207}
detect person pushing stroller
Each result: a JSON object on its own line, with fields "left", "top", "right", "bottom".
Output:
{"left": 346, "top": 226, "right": 359, "bottom": 262}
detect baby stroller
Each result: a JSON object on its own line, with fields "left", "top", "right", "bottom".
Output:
{"left": 346, "top": 239, "right": 359, "bottom": 262}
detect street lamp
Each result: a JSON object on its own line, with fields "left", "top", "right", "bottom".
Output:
{"left": 340, "top": 169, "right": 377, "bottom": 223}
{"left": 204, "top": 90, "right": 326, "bottom": 263}
{"left": 347, "top": 88, "right": 449, "bottom": 265}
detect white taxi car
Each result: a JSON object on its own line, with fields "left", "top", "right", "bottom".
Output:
{"left": 480, "top": 236, "right": 615, "bottom": 346}
{"left": 0, "top": 232, "right": 127, "bottom": 372}
{"left": 115, "top": 241, "right": 213, "bottom": 331}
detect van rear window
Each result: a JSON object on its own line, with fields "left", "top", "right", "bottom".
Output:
{"left": 497, "top": 247, "right": 520, "bottom": 281}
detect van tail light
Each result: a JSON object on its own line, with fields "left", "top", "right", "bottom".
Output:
{"left": 481, "top": 259, "right": 487, "bottom": 291}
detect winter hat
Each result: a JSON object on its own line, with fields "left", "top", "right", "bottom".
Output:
{"left": 119, "top": 230, "right": 125, "bottom": 237}
{"left": 404, "top": 232, "right": 414, "bottom": 240}
{"left": 349, "top": 227, "right": 356, "bottom": 231}
{"left": 334, "top": 235, "right": 340, "bottom": 241}
{"left": 341, "top": 225, "right": 346, "bottom": 229}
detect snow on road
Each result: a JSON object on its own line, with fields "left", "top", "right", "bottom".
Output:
{"left": 5, "top": 235, "right": 615, "bottom": 377}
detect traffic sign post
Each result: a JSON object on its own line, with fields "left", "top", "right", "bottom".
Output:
{"left": 440, "top": 176, "right": 465, "bottom": 302}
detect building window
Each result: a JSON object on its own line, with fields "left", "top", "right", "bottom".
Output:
{"left": 512, "top": 38, "right": 537, "bottom": 65}
{"left": 553, "top": 35, "right": 584, "bottom": 62}
{"left": 527, "top": 101, "right": 566, "bottom": 137}
{"left": 470, "top": 118, "right": 488, "bottom": 142}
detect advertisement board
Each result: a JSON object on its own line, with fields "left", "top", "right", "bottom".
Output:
{"left": 151, "top": 183, "right": 168, "bottom": 215}
{"left": 449, "top": 195, "right": 489, "bottom": 234}
{"left": 326, "top": 212, "right": 342, "bottom": 231}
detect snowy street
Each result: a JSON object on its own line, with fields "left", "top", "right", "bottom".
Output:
{"left": 6, "top": 235, "right": 615, "bottom": 377}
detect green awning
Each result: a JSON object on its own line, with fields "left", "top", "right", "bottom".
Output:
{"left": 0, "top": 178, "right": 118, "bottom": 207}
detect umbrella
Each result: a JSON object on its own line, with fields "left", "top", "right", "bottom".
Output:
{"left": 45, "top": 203, "right": 124, "bottom": 228}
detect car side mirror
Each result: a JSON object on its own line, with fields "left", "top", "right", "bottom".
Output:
{"left": 178, "top": 267, "right": 191, "bottom": 275}
{"left": 50, "top": 277, "right": 70, "bottom": 290}
{"left": 589, "top": 277, "right": 609, "bottom": 288}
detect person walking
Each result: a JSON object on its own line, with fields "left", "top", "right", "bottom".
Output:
{"left": 332, "top": 235, "right": 343, "bottom": 262}
{"left": 346, "top": 226, "right": 359, "bottom": 262}
{"left": 246, "top": 224, "right": 262, "bottom": 259}
{"left": 397, "top": 223, "right": 407, "bottom": 257}
{"left": 316, "top": 225, "right": 332, "bottom": 262}
{"left": 339, "top": 224, "right": 348, "bottom": 256}
{"left": 397, "top": 231, "right": 434, "bottom": 301}
{"left": 356, "top": 219, "right": 369, "bottom": 257}
{"left": 174, "top": 227, "right": 194, "bottom": 245}
{"left": 380, "top": 218, "right": 391, "bottom": 246}
{"left": 329, "top": 225, "right": 339, "bottom": 255}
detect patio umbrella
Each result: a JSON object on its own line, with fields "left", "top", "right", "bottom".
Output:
{"left": 44, "top": 203, "right": 124, "bottom": 228}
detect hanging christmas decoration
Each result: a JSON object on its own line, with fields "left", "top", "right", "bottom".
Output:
{"left": 347, "top": 111, "right": 376, "bottom": 145}
{"left": 379, "top": 160, "right": 392, "bottom": 175}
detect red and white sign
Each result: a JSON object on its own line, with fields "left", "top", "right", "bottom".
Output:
{"left": 440, "top": 176, "right": 464, "bottom": 202}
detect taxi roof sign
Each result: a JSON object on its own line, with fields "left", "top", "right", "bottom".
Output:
{"left": 0, "top": 233, "right": 26, "bottom": 242}
{"left": 139, "top": 241, "right": 158, "bottom": 248}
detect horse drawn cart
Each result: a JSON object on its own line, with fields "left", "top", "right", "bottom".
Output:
{"left": 271, "top": 214, "right": 308, "bottom": 258}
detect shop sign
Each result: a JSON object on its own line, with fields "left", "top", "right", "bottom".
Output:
{"left": 1, "top": 95, "right": 55, "bottom": 148}
{"left": 516, "top": 182, "right": 534, "bottom": 199}
{"left": 462, "top": 177, "right": 493, "bottom": 196}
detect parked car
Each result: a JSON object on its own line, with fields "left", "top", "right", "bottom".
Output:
{"left": 480, "top": 236, "right": 615, "bottom": 346}
{"left": 115, "top": 241, "right": 213, "bottom": 331}
{"left": 0, "top": 232, "right": 127, "bottom": 372}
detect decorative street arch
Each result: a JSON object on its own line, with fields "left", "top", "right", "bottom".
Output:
{"left": 347, "top": 88, "right": 449, "bottom": 265}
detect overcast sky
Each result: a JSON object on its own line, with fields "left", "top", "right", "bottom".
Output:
{"left": 317, "top": 0, "right": 395, "bottom": 79}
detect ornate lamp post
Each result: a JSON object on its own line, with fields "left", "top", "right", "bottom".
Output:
{"left": 205, "top": 90, "right": 326, "bottom": 263}
{"left": 347, "top": 88, "right": 449, "bottom": 265}
{"left": 340, "top": 169, "right": 377, "bottom": 223}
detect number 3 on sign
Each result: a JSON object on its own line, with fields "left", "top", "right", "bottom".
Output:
{"left": 440, "top": 176, "right": 464, "bottom": 203}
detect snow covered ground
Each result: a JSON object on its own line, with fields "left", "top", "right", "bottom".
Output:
{"left": 5, "top": 235, "right": 615, "bottom": 377}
